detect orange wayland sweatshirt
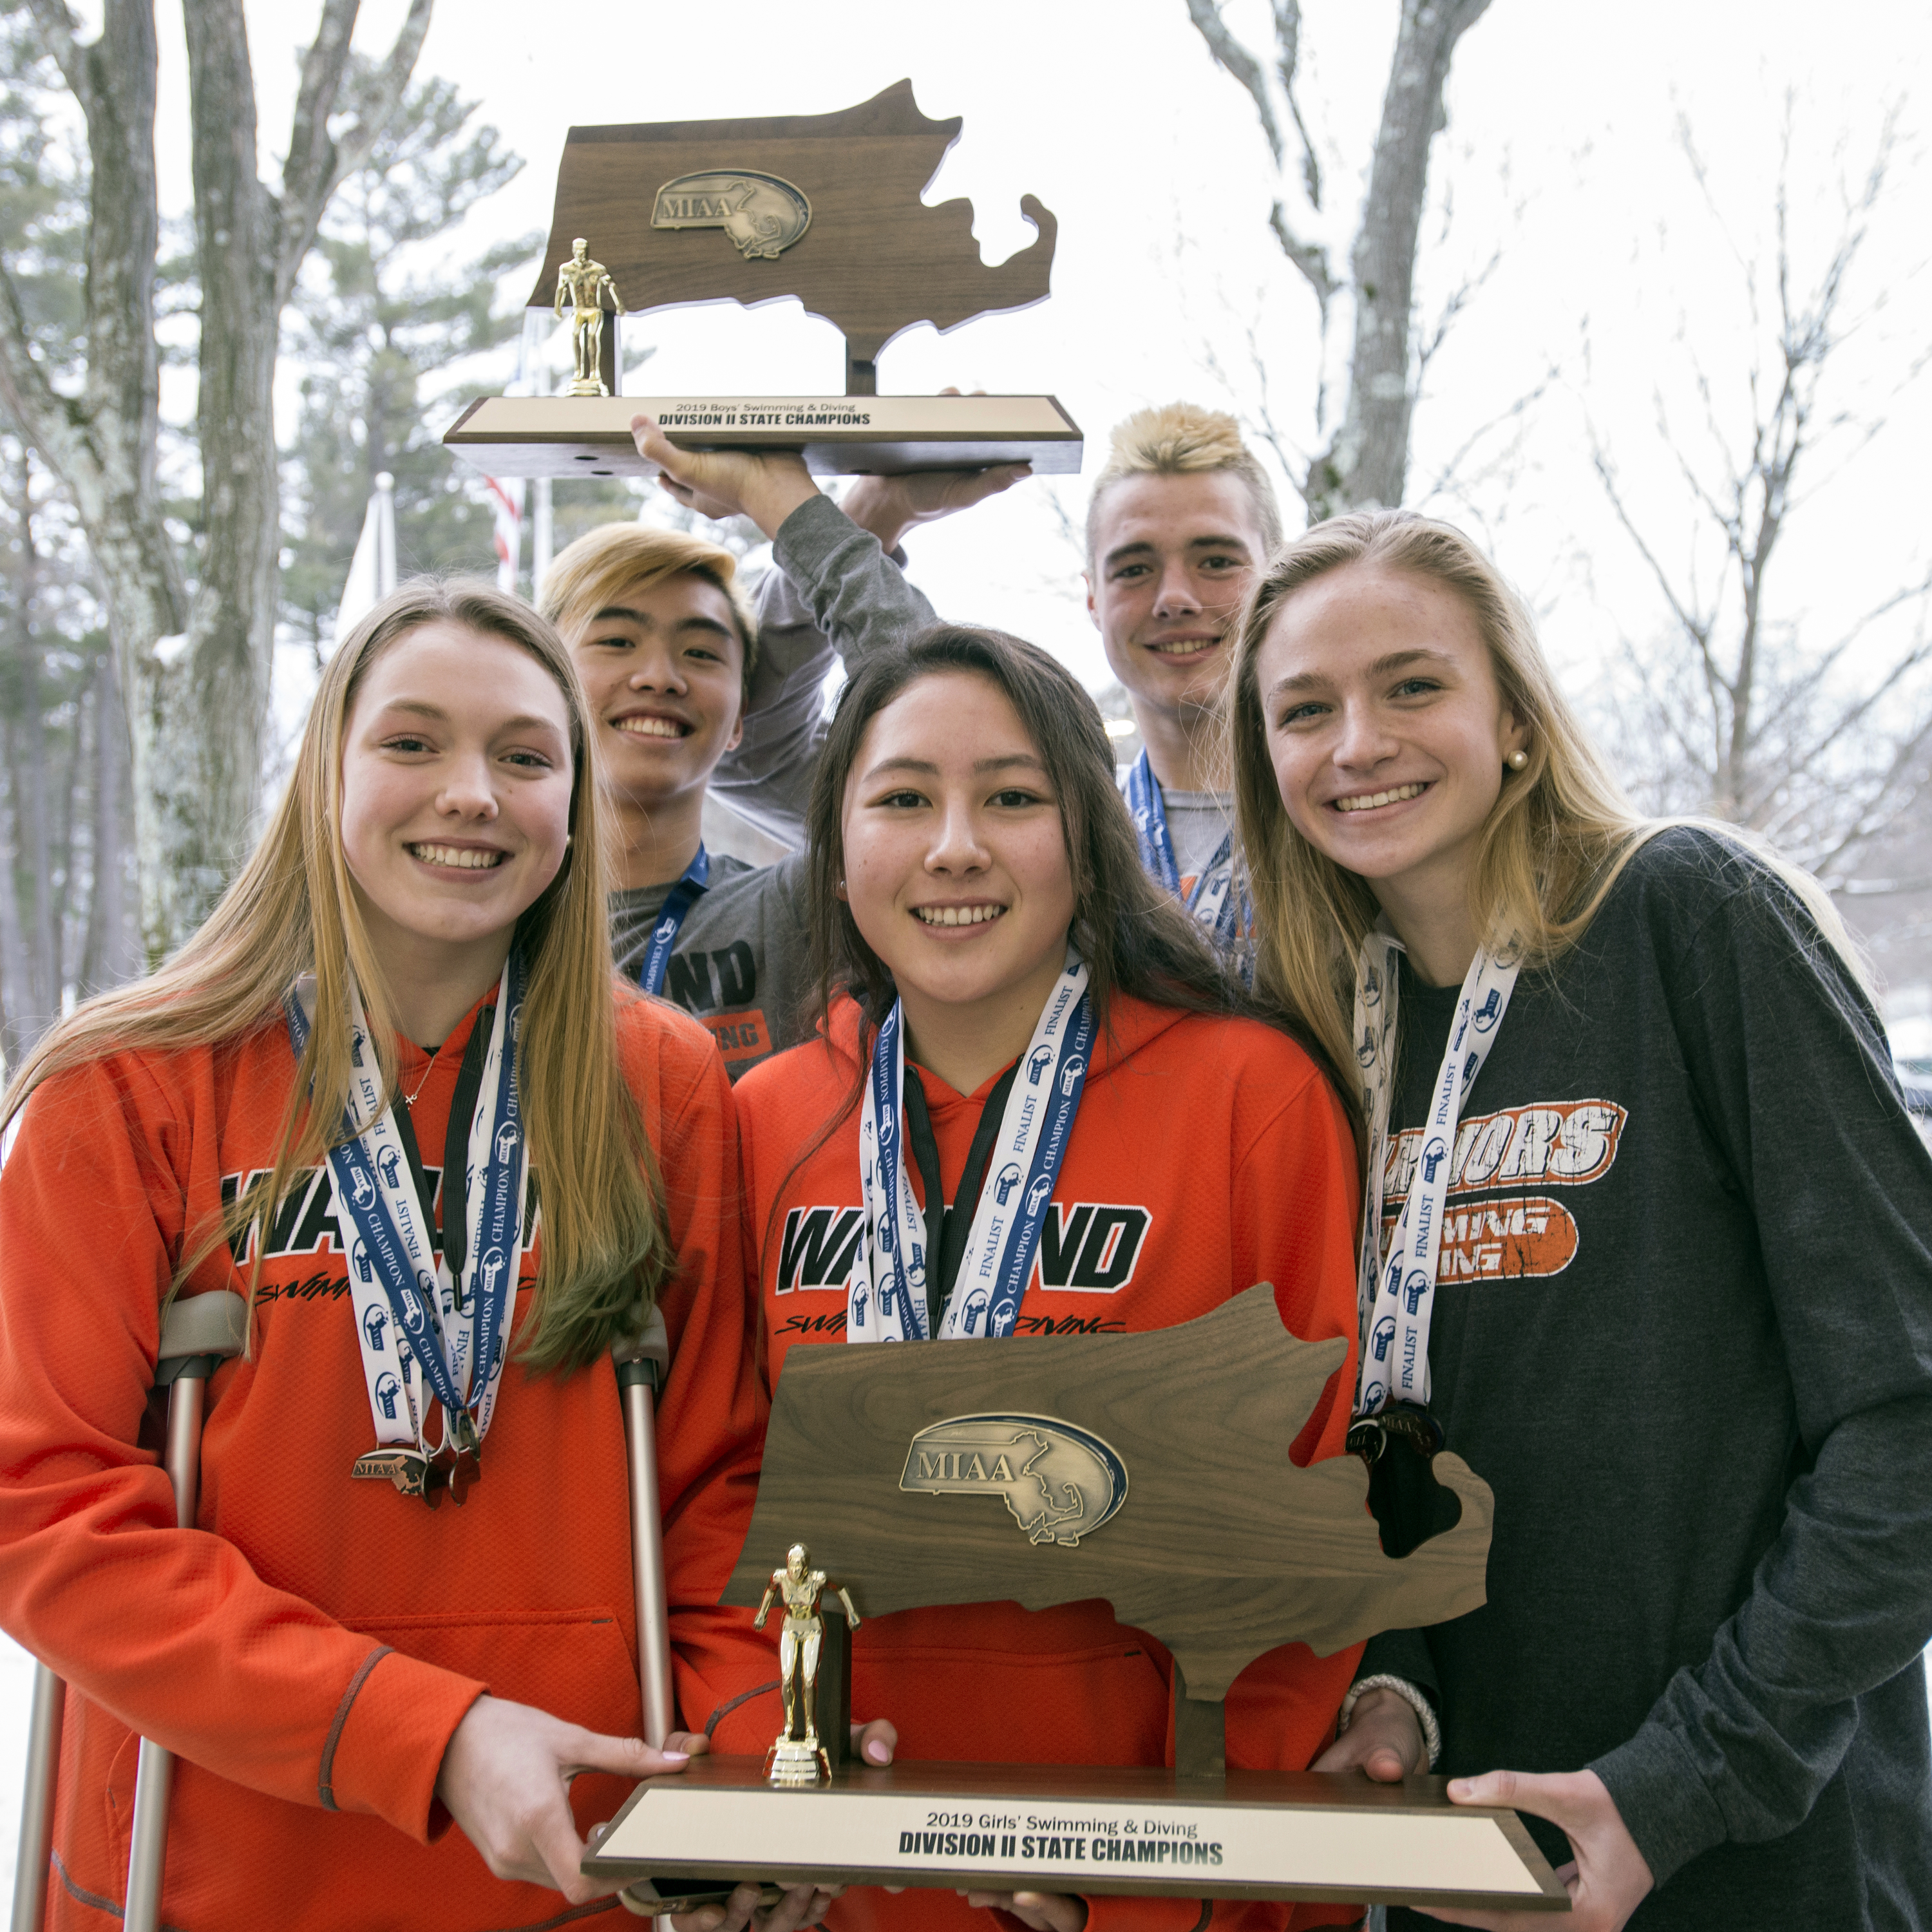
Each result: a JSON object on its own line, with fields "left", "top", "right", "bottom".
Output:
{"left": 735, "top": 994, "right": 1369, "bottom": 1932}
{"left": 0, "top": 987, "right": 775, "bottom": 1932}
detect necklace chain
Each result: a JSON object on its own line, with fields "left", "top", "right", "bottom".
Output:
{"left": 401, "top": 1046, "right": 439, "bottom": 1108}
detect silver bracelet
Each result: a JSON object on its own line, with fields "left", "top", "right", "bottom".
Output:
{"left": 1336, "top": 1673, "right": 1441, "bottom": 1770}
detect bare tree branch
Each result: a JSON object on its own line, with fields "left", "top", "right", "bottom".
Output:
{"left": 1590, "top": 439, "right": 1722, "bottom": 687}
{"left": 1414, "top": 365, "right": 1552, "bottom": 505}
{"left": 1269, "top": 0, "right": 1322, "bottom": 208}
{"left": 1184, "top": 0, "right": 1283, "bottom": 167}
{"left": 1416, "top": 242, "right": 1502, "bottom": 379}
{"left": 273, "top": 0, "right": 433, "bottom": 307}
{"left": 0, "top": 264, "right": 91, "bottom": 503}
{"left": 281, "top": 0, "right": 359, "bottom": 258}
{"left": 1596, "top": 99, "right": 1932, "bottom": 875}
{"left": 18, "top": 0, "right": 90, "bottom": 112}
{"left": 1267, "top": 199, "right": 1335, "bottom": 317}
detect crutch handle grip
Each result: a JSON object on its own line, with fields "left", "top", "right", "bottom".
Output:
{"left": 153, "top": 1291, "right": 246, "bottom": 1386}
{"left": 611, "top": 1306, "right": 668, "bottom": 1377}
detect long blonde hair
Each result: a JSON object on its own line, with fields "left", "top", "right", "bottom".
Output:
{"left": 1227, "top": 509, "right": 1868, "bottom": 1107}
{"left": 2, "top": 581, "right": 672, "bottom": 1371}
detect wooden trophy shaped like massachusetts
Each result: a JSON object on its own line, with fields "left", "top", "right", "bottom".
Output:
{"left": 585, "top": 1289, "right": 1566, "bottom": 1917}
{"left": 444, "top": 80, "right": 1081, "bottom": 481}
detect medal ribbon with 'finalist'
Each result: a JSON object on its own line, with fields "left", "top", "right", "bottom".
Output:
{"left": 284, "top": 954, "right": 529, "bottom": 1491}
{"left": 850, "top": 954, "right": 1094, "bottom": 1343}
{"left": 1351, "top": 932, "right": 1519, "bottom": 1417}
{"left": 636, "top": 843, "right": 709, "bottom": 996}
{"left": 1122, "top": 748, "right": 1242, "bottom": 944}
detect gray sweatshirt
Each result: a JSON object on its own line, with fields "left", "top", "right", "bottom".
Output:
{"left": 707, "top": 494, "right": 938, "bottom": 849}
{"left": 1373, "top": 829, "right": 1932, "bottom": 1929}
{"left": 609, "top": 851, "right": 814, "bottom": 1083}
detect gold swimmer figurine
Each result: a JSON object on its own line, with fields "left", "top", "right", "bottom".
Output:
{"left": 553, "top": 237, "right": 623, "bottom": 396}
{"left": 753, "top": 1542, "right": 861, "bottom": 1785}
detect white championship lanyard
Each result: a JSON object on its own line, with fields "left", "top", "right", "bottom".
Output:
{"left": 290, "top": 963, "right": 528, "bottom": 1457}
{"left": 1352, "top": 933, "right": 1519, "bottom": 1417}
{"left": 849, "top": 955, "right": 1092, "bottom": 1344}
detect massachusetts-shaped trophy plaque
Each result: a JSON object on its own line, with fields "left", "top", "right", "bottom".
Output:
{"left": 587, "top": 1288, "right": 1564, "bottom": 1914}
{"left": 443, "top": 80, "right": 1081, "bottom": 480}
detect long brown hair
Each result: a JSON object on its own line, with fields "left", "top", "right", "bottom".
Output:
{"left": 1227, "top": 509, "right": 1868, "bottom": 1104}
{"left": 2, "top": 580, "right": 673, "bottom": 1370}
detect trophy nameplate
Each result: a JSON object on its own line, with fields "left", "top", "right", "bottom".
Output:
{"left": 442, "top": 393, "right": 1082, "bottom": 479}
{"left": 588, "top": 1288, "right": 1564, "bottom": 1911}
{"left": 443, "top": 80, "right": 1081, "bottom": 480}
{"left": 588, "top": 1759, "right": 1564, "bottom": 1913}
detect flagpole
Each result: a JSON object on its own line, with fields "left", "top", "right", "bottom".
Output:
{"left": 531, "top": 321, "right": 554, "bottom": 600}
{"left": 374, "top": 472, "right": 395, "bottom": 598}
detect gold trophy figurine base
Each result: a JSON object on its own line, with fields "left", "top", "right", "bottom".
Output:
{"left": 764, "top": 1738, "right": 832, "bottom": 1788}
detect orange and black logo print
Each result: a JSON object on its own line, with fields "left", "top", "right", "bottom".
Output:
{"left": 1379, "top": 1099, "right": 1629, "bottom": 1283}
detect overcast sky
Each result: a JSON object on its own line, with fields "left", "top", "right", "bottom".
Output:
{"left": 174, "top": 0, "right": 1927, "bottom": 679}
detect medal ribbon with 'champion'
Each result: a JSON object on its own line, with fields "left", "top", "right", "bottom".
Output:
{"left": 1121, "top": 748, "right": 1243, "bottom": 943}
{"left": 285, "top": 954, "right": 529, "bottom": 1457}
{"left": 1351, "top": 932, "right": 1519, "bottom": 1417}
{"left": 636, "top": 844, "right": 709, "bottom": 996}
{"left": 850, "top": 954, "right": 1094, "bottom": 1344}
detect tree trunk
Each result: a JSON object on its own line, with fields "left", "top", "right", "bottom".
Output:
{"left": 78, "top": 646, "right": 137, "bottom": 992}
{"left": 0, "top": 739, "right": 32, "bottom": 1070}
{"left": 174, "top": 0, "right": 281, "bottom": 935}
{"left": 0, "top": 0, "right": 432, "bottom": 961}
{"left": 1305, "top": 0, "right": 1493, "bottom": 519}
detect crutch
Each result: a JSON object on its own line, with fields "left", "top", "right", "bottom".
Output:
{"left": 10, "top": 1290, "right": 247, "bottom": 1932}
{"left": 612, "top": 1310, "right": 694, "bottom": 1922}
{"left": 612, "top": 1308, "right": 674, "bottom": 1750}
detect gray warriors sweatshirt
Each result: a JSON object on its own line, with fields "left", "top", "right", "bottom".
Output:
{"left": 1373, "top": 828, "right": 1932, "bottom": 1930}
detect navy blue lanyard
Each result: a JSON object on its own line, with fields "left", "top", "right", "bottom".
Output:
{"left": 636, "top": 844, "right": 710, "bottom": 995}
{"left": 1122, "top": 750, "right": 1238, "bottom": 936}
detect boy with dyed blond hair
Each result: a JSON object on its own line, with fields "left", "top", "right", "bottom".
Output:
{"left": 1083, "top": 403, "right": 1281, "bottom": 940}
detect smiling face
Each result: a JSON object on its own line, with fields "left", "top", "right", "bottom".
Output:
{"left": 565, "top": 570, "right": 746, "bottom": 811}
{"left": 1255, "top": 564, "right": 1527, "bottom": 934}
{"left": 839, "top": 670, "right": 1077, "bottom": 1070}
{"left": 1086, "top": 469, "right": 1270, "bottom": 725}
{"left": 338, "top": 621, "right": 575, "bottom": 987}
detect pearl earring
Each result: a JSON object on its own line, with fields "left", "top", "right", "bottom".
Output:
{"left": 1507, "top": 748, "right": 1530, "bottom": 772}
